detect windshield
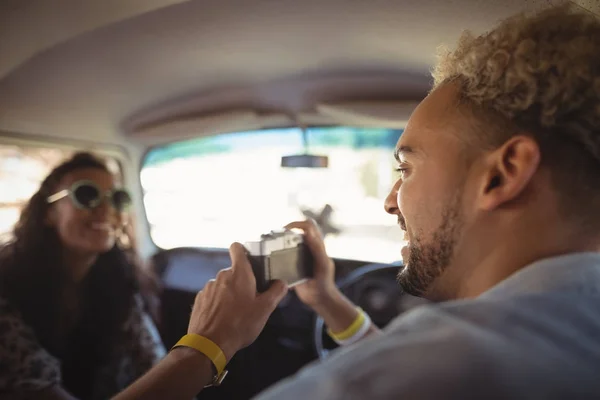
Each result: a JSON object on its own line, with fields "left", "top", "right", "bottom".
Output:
{"left": 141, "top": 127, "right": 405, "bottom": 263}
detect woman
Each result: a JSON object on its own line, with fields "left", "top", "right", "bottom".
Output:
{"left": 0, "top": 152, "right": 166, "bottom": 399}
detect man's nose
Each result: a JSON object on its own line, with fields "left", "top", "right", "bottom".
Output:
{"left": 384, "top": 179, "right": 402, "bottom": 215}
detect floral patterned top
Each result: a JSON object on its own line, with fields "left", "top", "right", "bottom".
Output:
{"left": 0, "top": 295, "right": 166, "bottom": 399}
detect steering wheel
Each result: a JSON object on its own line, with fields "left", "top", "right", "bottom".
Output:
{"left": 313, "top": 261, "right": 423, "bottom": 360}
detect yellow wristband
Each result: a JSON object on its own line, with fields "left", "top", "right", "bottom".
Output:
{"left": 327, "top": 307, "right": 366, "bottom": 341}
{"left": 172, "top": 334, "right": 227, "bottom": 378}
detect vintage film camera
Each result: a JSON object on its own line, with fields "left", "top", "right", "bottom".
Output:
{"left": 245, "top": 229, "right": 314, "bottom": 293}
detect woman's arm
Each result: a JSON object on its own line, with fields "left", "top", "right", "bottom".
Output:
{"left": 0, "top": 298, "right": 74, "bottom": 400}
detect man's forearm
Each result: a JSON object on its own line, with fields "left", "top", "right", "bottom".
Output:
{"left": 311, "top": 288, "right": 380, "bottom": 338}
{"left": 112, "top": 347, "right": 213, "bottom": 400}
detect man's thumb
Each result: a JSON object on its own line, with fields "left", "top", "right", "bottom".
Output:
{"left": 260, "top": 280, "right": 288, "bottom": 308}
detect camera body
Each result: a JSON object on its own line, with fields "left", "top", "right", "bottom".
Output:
{"left": 245, "top": 229, "right": 314, "bottom": 293}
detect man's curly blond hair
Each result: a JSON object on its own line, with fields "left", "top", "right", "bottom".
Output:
{"left": 432, "top": 3, "right": 600, "bottom": 216}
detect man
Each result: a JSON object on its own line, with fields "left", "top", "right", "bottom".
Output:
{"left": 115, "top": 4, "right": 600, "bottom": 399}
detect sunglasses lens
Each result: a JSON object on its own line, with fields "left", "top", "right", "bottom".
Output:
{"left": 73, "top": 184, "right": 100, "bottom": 208}
{"left": 112, "top": 189, "right": 132, "bottom": 211}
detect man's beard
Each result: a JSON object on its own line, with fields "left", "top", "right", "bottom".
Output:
{"left": 397, "top": 192, "right": 463, "bottom": 297}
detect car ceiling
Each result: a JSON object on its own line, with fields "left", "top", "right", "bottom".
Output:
{"left": 0, "top": 0, "right": 598, "bottom": 145}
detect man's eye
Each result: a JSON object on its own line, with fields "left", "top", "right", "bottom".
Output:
{"left": 395, "top": 166, "right": 409, "bottom": 177}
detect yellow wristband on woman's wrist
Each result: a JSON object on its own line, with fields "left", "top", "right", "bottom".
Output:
{"left": 171, "top": 334, "right": 228, "bottom": 386}
{"left": 327, "top": 307, "right": 367, "bottom": 341}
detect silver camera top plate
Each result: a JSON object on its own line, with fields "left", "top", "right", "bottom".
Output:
{"left": 245, "top": 229, "right": 304, "bottom": 256}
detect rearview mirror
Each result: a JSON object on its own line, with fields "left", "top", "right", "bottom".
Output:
{"left": 281, "top": 154, "right": 329, "bottom": 168}
{"left": 280, "top": 126, "right": 329, "bottom": 168}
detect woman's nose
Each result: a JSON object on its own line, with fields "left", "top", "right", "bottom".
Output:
{"left": 94, "top": 196, "right": 114, "bottom": 217}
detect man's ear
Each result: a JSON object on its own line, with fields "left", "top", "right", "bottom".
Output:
{"left": 478, "top": 135, "right": 541, "bottom": 211}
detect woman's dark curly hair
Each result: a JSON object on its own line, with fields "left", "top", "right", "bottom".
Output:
{"left": 0, "top": 152, "right": 160, "bottom": 394}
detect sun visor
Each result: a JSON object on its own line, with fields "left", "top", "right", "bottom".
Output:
{"left": 127, "top": 111, "right": 293, "bottom": 144}
{"left": 316, "top": 101, "right": 420, "bottom": 128}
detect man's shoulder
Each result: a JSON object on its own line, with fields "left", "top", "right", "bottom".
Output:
{"left": 389, "top": 291, "right": 600, "bottom": 348}
{"left": 344, "top": 293, "right": 598, "bottom": 394}
{"left": 257, "top": 293, "right": 600, "bottom": 400}
{"left": 382, "top": 291, "right": 600, "bottom": 377}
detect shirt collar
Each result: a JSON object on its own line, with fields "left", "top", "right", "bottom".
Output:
{"left": 480, "top": 252, "right": 600, "bottom": 299}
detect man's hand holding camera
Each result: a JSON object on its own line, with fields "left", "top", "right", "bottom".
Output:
{"left": 284, "top": 220, "right": 337, "bottom": 306}
{"left": 286, "top": 220, "right": 367, "bottom": 334}
{"left": 187, "top": 218, "right": 375, "bottom": 370}
{"left": 188, "top": 243, "right": 288, "bottom": 361}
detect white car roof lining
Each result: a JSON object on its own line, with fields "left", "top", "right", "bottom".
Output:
{"left": 0, "top": 0, "right": 598, "bottom": 146}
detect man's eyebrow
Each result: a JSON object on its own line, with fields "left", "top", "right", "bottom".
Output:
{"left": 394, "top": 145, "right": 414, "bottom": 162}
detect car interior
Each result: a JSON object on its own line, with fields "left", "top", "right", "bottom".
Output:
{"left": 1, "top": 1, "right": 599, "bottom": 399}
